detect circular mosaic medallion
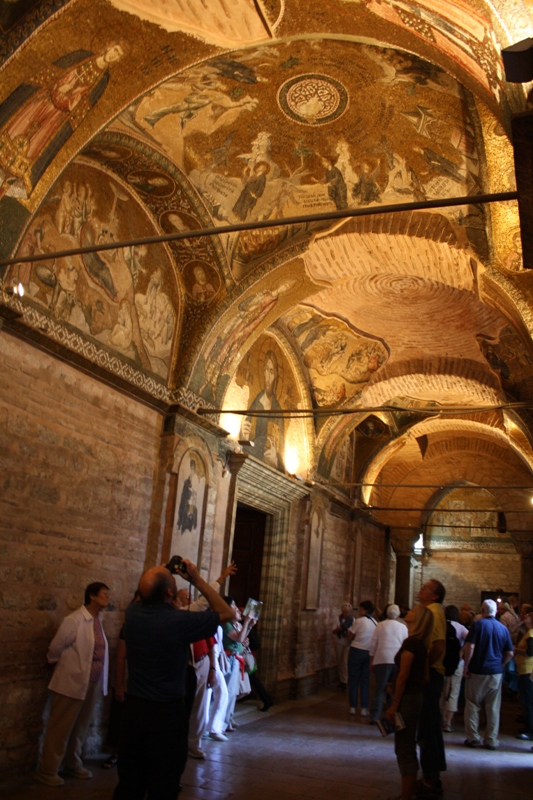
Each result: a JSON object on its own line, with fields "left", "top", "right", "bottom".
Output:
{"left": 278, "top": 74, "right": 348, "bottom": 126}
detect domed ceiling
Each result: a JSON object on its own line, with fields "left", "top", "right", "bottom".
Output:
{"left": 2, "top": 0, "right": 533, "bottom": 545}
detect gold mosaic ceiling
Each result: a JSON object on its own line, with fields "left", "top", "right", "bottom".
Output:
{"left": 3, "top": 0, "right": 533, "bottom": 538}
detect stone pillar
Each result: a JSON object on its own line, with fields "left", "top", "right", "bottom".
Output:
{"left": 511, "top": 533, "right": 533, "bottom": 602}
{"left": 391, "top": 533, "right": 420, "bottom": 609}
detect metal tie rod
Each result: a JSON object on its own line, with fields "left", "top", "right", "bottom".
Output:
{"left": 0, "top": 191, "right": 517, "bottom": 268}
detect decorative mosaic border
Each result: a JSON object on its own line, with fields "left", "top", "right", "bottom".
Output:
{"left": 0, "top": 0, "right": 75, "bottom": 67}
{"left": 5, "top": 295, "right": 216, "bottom": 412}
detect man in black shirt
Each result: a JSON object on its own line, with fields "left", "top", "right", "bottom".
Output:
{"left": 113, "top": 560, "right": 235, "bottom": 800}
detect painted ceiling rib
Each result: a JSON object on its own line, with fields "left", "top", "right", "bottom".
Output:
{"left": 0, "top": 192, "right": 517, "bottom": 269}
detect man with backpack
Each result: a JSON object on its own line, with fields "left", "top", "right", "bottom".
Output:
{"left": 441, "top": 605, "right": 469, "bottom": 732}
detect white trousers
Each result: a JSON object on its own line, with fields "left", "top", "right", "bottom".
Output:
{"left": 188, "top": 657, "right": 210, "bottom": 750}
{"left": 440, "top": 659, "right": 464, "bottom": 714}
{"left": 224, "top": 657, "right": 241, "bottom": 727}
{"left": 206, "top": 664, "right": 229, "bottom": 735}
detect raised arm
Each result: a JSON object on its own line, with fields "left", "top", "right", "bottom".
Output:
{"left": 182, "top": 559, "right": 236, "bottom": 624}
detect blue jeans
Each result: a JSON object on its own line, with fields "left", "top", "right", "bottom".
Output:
{"left": 348, "top": 648, "right": 370, "bottom": 710}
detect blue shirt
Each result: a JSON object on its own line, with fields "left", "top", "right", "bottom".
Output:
{"left": 124, "top": 602, "right": 219, "bottom": 702}
{"left": 466, "top": 616, "right": 513, "bottom": 675}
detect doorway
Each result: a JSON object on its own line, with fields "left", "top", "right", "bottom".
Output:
{"left": 229, "top": 502, "right": 267, "bottom": 607}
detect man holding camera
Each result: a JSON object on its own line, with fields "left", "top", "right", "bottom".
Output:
{"left": 113, "top": 559, "right": 235, "bottom": 800}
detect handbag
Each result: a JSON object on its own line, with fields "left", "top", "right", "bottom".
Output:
{"left": 238, "top": 670, "right": 251, "bottom": 696}
{"left": 243, "top": 647, "right": 257, "bottom": 674}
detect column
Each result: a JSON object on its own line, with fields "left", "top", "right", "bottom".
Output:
{"left": 221, "top": 452, "right": 248, "bottom": 583}
{"left": 511, "top": 533, "right": 533, "bottom": 602}
{"left": 391, "top": 533, "right": 420, "bottom": 609}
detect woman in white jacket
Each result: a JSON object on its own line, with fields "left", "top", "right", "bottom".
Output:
{"left": 35, "top": 582, "right": 110, "bottom": 787}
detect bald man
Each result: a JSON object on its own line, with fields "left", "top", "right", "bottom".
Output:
{"left": 113, "top": 561, "right": 235, "bottom": 800}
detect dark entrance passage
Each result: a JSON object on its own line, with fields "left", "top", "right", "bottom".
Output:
{"left": 229, "top": 502, "right": 267, "bottom": 608}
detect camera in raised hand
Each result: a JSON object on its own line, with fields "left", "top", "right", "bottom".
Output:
{"left": 165, "top": 555, "right": 189, "bottom": 577}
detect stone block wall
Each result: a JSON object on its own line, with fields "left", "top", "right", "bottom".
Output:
{"left": 0, "top": 335, "right": 161, "bottom": 776}
{"left": 417, "top": 550, "right": 521, "bottom": 610}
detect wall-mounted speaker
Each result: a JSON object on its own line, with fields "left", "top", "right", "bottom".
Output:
{"left": 502, "top": 39, "right": 533, "bottom": 83}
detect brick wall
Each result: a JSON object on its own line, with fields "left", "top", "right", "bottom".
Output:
{"left": 0, "top": 334, "right": 161, "bottom": 776}
{"left": 276, "top": 501, "right": 387, "bottom": 697}
{"left": 417, "top": 551, "right": 521, "bottom": 609}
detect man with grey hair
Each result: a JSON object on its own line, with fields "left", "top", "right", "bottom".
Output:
{"left": 463, "top": 599, "right": 514, "bottom": 750}
{"left": 369, "top": 604, "right": 408, "bottom": 722}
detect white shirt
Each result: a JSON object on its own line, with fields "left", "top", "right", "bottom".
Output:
{"left": 349, "top": 615, "right": 377, "bottom": 650}
{"left": 47, "top": 605, "right": 109, "bottom": 700}
{"left": 369, "top": 619, "right": 408, "bottom": 664}
{"left": 451, "top": 620, "right": 469, "bottom": 647}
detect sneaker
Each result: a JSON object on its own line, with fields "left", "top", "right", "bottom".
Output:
{"left": 209, "top": 732, "right": 228, "bottom": 742}
{"left": 441, "top": 722, "right": 454, "bottom": 732}
{"left": 360, "top": 708, "right": 369, "bottom": 717}
{"left": 35, "top": 773, "right": 65, "bottom": 787}
{"left": 349, "top": 707, "right": 356, "bottom": 715}
{"left": 414, "top": 779, "right": 443, "bottom": 798}
{"left": 188, "top": 747, "right": 206, "bottom": 759}
{"left": 464, "top": 738, "right": 482, "bottom": 748}
{"left": 484, "top": 743, "right": 498, "bottom": 750}
{"left": 516, "top": 732, "right": 533, "bottom": 740}
{"left": 62, "top": 767, "right": 92, "bottom": 779}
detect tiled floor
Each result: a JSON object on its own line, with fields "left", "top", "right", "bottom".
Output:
{"left": 2, "top": 690, "right": 531, "bottom": 799}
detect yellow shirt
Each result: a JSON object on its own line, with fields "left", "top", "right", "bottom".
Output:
{"left": 516, "top": 629, "right": 533, "bottom": 676}
{"left": 428, "top": 602, "right": 446, "bottom": 675}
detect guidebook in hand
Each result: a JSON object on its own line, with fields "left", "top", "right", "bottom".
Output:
{"left": 377, "top": 713, "right": 406, "bottom": 737}
{"left": 243, "top": 598, "right": 263, "bottom": 620}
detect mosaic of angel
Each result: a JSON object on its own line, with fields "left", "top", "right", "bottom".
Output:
{"left": 8, "top": 163, "right": 177, "bottom": 379}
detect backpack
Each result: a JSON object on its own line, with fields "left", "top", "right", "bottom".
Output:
{"left": 443, "top": 620, "right": 461, "bottom": 676}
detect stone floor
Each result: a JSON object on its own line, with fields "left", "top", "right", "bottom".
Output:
{"left": 2, "top": 690, "right": 532, "bottom": 800}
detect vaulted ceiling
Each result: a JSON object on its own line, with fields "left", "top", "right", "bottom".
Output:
{"left": 2, "top": 0, "right": 533, "bottom": 549}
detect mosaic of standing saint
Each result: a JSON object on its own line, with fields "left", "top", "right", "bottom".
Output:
{"left": 7, "top": 161, "right": 178, "bottom": 379}
{"left": 223, "top": 335, "right": 304, "bottom": 473}
{"left": 0, "top": 44, "right": 125, "bottom": 199}
{"left": 117, "top": 38, "right": 484, "bottom": 270}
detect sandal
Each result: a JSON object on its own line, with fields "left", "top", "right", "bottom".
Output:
{"left": 102, "top": 755, "right": 118, "bottom": 769}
